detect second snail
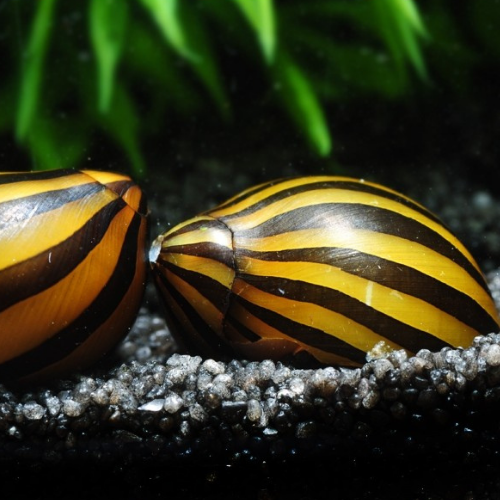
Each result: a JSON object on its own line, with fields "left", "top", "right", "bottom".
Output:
{"left": 150, "top": 175, "right": 500, "bottom": 367}
{"left": 0, "top": 171, "right": 499, "bottom": 384}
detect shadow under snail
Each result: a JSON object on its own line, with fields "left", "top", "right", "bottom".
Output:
{"left": 0, "top": 171, "right": 498, "bottom": 384}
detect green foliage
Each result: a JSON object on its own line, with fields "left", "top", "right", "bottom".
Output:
{"left": 139, "top": 0, "right": 198, "bottom": 62}
{"left": 233, "top": 0, "right": 276, "bottom": 63}
{"left": 372, "top": 0, "right": 428, "bottom": 81}
{"left": 273, "top": 51, "right": 332, "bottom": 156}
{"left": 15, "top": 0, "right": 57, "bottom": 141}
{"left": 90, "top": 0, "right": 129, "bottom": 113}
{"left": 2, "top": 0, "right": 473, "bottom": 174}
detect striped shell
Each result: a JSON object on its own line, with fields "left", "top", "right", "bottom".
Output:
{"left": 150, "top": 176, "right": 500, "bottom": 367}
{"left": 0, "top": 169, "right": 148, "bottom": 384}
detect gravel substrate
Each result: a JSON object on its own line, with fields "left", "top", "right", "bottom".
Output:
{"left": 2, "top": 168, "right": 500, "bottom": 498}
{"left": 2, "top": 306, "right": 500, "bottom": 466}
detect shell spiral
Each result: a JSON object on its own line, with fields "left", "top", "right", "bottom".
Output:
{"left": 0, "top": 169, "right": 148, "bottom": 384}
{"left": 150, "top": 176, "right": 500, "bottom": 367}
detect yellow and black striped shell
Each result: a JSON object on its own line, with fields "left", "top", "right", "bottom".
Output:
{"left": 150, "top": 176, "right": 500, "bottom": 367}
{"left": 0, "top": 169, "right": 148, "bottom": 384}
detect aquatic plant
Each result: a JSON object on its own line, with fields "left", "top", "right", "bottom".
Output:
{"left": 0, "top": 0, "right": 462, "bottom": 174}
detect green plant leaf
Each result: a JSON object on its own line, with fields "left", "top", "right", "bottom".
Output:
{"left": 139, "top": 0, "right": 198, "bottom": 62}
{"left": 392, "top": 0, "right": 427, "bottom": 36}
{"left": 89, "top": 0, "right": 129, "bottom": 113}
{"left": 124, "top": 23, "right": 201, "bottom": 117}
{"left": 140, "top": 0, "right": 227, "bottom": 115}
{"left": 178, "top": 4, "right": 229, "bottom": 116}
{"left": 233, "top": 0, "right": 276, "bottom": 63}
{"left": 97, "top": 84, "right": 146, "bottom": 176}
{"left": 15, "top": 0, "right": 57, "bottom": 141}
{"left": 372, "top": 0, "right": 428, "bottom": 81}
{"left": 293, "top": 25, "right": 408, "bottom": 99}
{"left": 274, "top": 52, "right": 332, "bottom": 156}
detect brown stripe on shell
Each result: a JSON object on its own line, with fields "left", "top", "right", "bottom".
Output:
{"left": 234, "top": 203, "right": 488, "bottom": 293}
{"left": 164, "top": 242, "right": 234, "bottom": 268}
{"left": 0, "top": 198, "right": 126, "bottom": 313}
{"left": 105, "top": 180, "right": 136, "bottom": 197}
{"left": 106, "top": 180, "right": 149, "bottom": 215}
{"left": 235, "top": 247, "right": 498, "bottom": 334}
{"left": 158, "top": 260, "right": 232, "bottom": 315}
{"left": 0, "top": 211, "right": 144, "bottom": 382}
{"left": 0, "top": 182, "right": 107, "bottom": 229}
{"left": 223, "top": 314, "right": 262, "bottom": 343}
{"left": 217, "top": 179, "right": 442, "bottom": 225}
{"left": 230, "top": 294, "right": 369, "bottom": 365}
{"left": 236, "top": 271, "right": 451, "bottom": 354}
{"left": 154, "top": 271, "right": 235, "bottom": 359}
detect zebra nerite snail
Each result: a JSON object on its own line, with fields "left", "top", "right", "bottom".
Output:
{"left": 0, "top": 169, "right": 148, "bottom": 384}
{"left": 149, "top": 176, "right": 500, "bottom": 367}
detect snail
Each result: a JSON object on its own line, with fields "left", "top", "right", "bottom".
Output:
{"left": 0, "top": 169, "right": 148, "bottom": 384}
{"left": 149, "top": 176, "right": 500, "bottom": 367}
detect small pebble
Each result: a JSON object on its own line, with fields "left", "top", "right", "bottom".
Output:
{"left": 164, "top": 393, "right": 184, "bottom": 414}
{"left": 139, "top": 399, "right": 165, "bottom": 412}
{"left": 62, "top": 399, "right": 85, "bottom": 418}
{"left": 22, "top": 401, "right": 45, "bottom": 420}
{"left": 201, "top": 359, "right": 225, "bottom": 375}
{"left": 484, "top": 344, "right": 500, "bottom": 366}
{"left": 246, "top": 399, "right": 262, "bottom": 422}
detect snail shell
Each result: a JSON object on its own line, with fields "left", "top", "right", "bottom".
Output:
{"left": 0, "top": 169, "right": 148, "bottom": 384}
{"left": 150, "top": 176, "right": 500, "bottom": 367}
